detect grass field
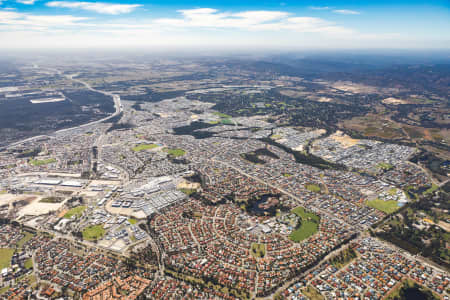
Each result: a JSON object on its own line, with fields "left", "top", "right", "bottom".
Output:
{"left": 24, "top": 258, "right": 33, "bottom": 269}
{"left": 131, "top": 143, "right": 158, "bottom": 152}
{"left": 82, "top": 225, "right": 105, "bottom": 241}
{"left": 164, "top": 148, "right": 186, "bottom": 157}
{"left": 289, "top": 207, "right": 320, "bottom": 242}
{"left": 213, "top": 112, "right": 231, "bottom": 118}
{"left": 377, "top": 162, "right": 394, "bottom": 170}
{"left": 29, "top": 158, "right": 56, "bottom": 166}
{"left": 305, "top": 184, "right": 321, "bottom": 193}
{"left": 16, "top": 232, "right": 34, "bottom": 248}
{"left": 128, "top": 218, "right": 137, "bottom": 225}
{"left": 0, "top": 286, "right": 9, "bottom": 295}
{"left": 221, "top": 118, "right": 233, "bottom": 125}
{"left": 0, "top": 248, "right": 15, "bottom": 269}
{"left": 63, "top": 205, "right": 86, "bottom": 219}
{"left": 250, "top": 243, "right": 266, "bottom": 258}
{"left": 366, "top": 199, "right": 399, "bottom": 214}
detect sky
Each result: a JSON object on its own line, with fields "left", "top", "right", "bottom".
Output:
{"left": 0, "top": 0, "right": 449, "bottom": 50}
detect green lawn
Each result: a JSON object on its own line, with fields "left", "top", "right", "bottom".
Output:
{"left": 289, "top": 207, "right": 320, "bottom": 242}
{"left": 29, "top": 158, "right": 56, "bottom": 166}
{"left": 305, "top": 184, "right": 321, "bottom": 193}
{"left": 16, "top": 232, "right": 34, "bottom": 248}
{"left": 0, "top": 248, "right": 15, "bottom": 269}
{"left": 64, "top": 206, "right": 86, "bottom": 219}
{"left": 221, "top": 118, "right": 233, "bottom": 125}
{"left": 213, "top": 112, "right": 231, "bottom": 118}
{"left": 164, "top": 148, "right": 186, "bottom": 157}
{"left": 377, "top": 162, "right": 394, "bottom": 170}
{"left": 82, "top": 225, "right": 105, "bottom": 241}
{"left": 128, "top": 218, "right": 137, "bottom": 225}
{"left": 250, "top": 243, "right": 266, "bottom": 258}
{"left": 366, "top": 199, "right": 399, "bottom": 214}
{"left": 131, "top": 143, "right": 158, "bottom": 152}
{"left": 24, "top": 258, "right": 33, "bottom": 269}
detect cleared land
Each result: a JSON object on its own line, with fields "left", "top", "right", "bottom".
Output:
{"left": 366, "top": 199, "right": 399, "bottom": 214}
{"left": 289, "top": 207, "right": 320, "bottom": 242}
{"left": 64, "top": 205, "right": 86, "bottom": 219}
{"left": 82, "top": 225, "right": 105, "bottom": 241}
{"left": 131, "top": 144, "right": 158, "bottom": 152}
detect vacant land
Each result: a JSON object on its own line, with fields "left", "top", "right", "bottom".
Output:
{"left": 330, "top": 248, "right": 357, "bottom": 269}
{"left": 250, "top": 243, "right": 266, "bottom": 258}
{"left": 82, "top": 225, "right": 105, "bottom": 241}
{"left": 64, "top": 205, "right": 86, "bottom": 219}
{"left": 289, "top": 207, "right": 320, "bottom": 242}
{"left": 386, "top": 278, "right": 439, "bottom": 300}
{"left": 0, "top": 248, "right": 14, "bottom": 269}
{"left": 39, "top": 196, "right": 64, "bottom": 203}
{"left": 131, "top": 144, "right": 158, "bottom": 152}
{"left": 29, "top": 158, "right": 56, "bottom": 166}
{"left": 366, "top": 199, "right": 399, "bottom": 214}
{"left": 302, "top": 285, "right": 324, "bottom": 300}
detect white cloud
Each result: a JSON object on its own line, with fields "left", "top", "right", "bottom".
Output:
{"left": 0, "top": 9, "right": 88, "bottom": 28}
{"left": 309, "top": 6, "right": 330, "bottom": 10}
{"left": 155, "top": 8, "right": 350, "bottom": 34}
{"left": 46, "top": 1, "right": 141, "bottom": 15}
{"left": 16, "top": 0, "right": 36, "bottom": 4}
{"left": 333, "top": 9, "right": 360, "bottom": 15}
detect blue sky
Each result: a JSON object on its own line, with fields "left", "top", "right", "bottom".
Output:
{"left": 0, "top": 0, "right": 449, "bottom": 50}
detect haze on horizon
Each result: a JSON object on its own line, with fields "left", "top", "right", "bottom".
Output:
{"left": 0, "top": 0, "right": 449, "bottom": 50}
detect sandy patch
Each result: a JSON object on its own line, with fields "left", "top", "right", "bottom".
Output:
{"left": 382, "top": 97, "right": 408, "bottom": 105}
{"left": 438, "top": 221, "right": 450, "bottom": 232}
{"left": 18, "top": 195, "right": 63, "bottom": 217}
{"left": 330, "top": 131, "right": 360, "bottom": 148}
{"left": 332, "top": 81, "right": 378, "bottom": 94}
{"left": 30, "top": 97, "right": 65, "bottom": 104}
{"left": 105, "top": 200, "right": 146, "bottom": 219}
{"left": 177, "top": 180, "right": 200, "bottom": 190}
{"left": 317, "top": 97, "right": 332, "bottom": 102}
